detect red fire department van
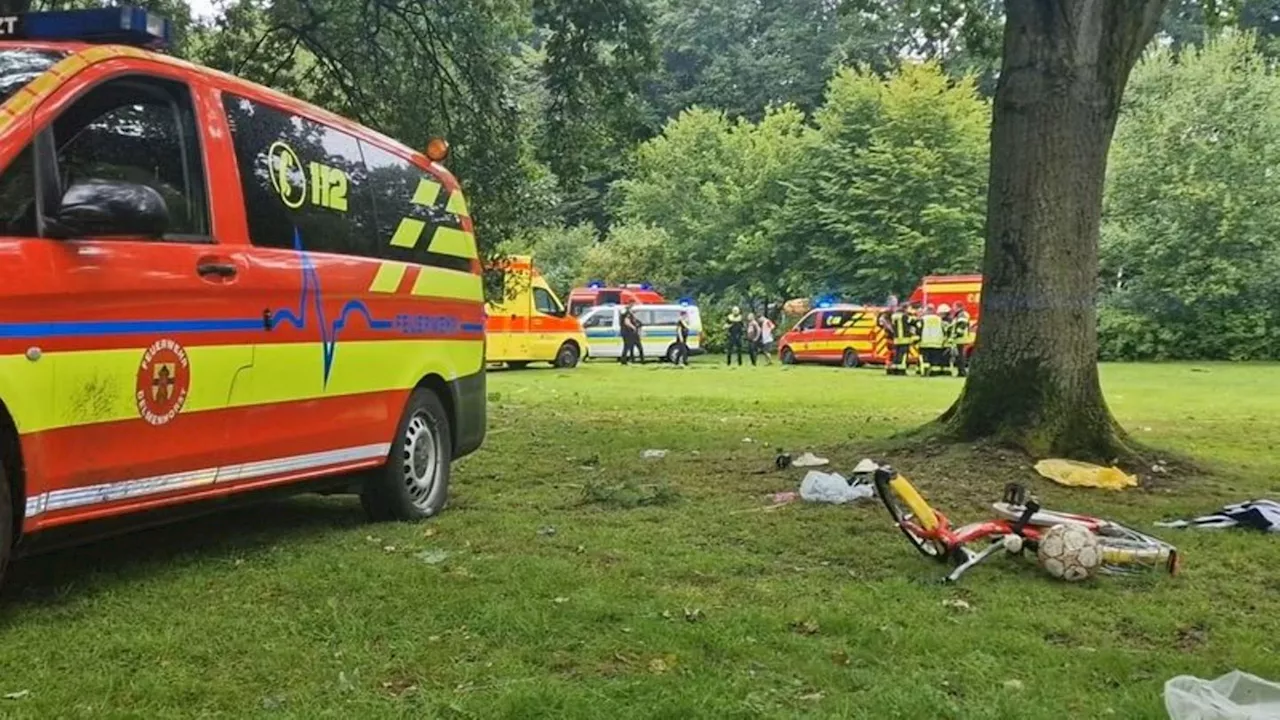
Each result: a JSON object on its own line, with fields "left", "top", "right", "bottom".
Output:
{"left": 0, "top": 8, "right": 486, "bottom": 587}
{"left": 566, "top": 282, "right": 666, "bottom": 317}
{"left": 778, "top": 304, "right": 882, "bottom": 367}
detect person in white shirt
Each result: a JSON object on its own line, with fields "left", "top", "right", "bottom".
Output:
{"left": 757, "top": 313, "right": 776, "bottom": 365}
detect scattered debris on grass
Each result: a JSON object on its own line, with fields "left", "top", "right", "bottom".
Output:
{"left": 648, "top": 655, "right": 677, "bottom": 674}
{"left": 942, "top": 599, "right": 973, "bottom": 612}
{"left": 1003, "top": 679, "right": 1025, "bottom": 692}
{"left": 1034, "top": 459, "right": 1137, "bottom": 490}
{"left": 775, "top": 452, "right": 792, "bottom": 469}
{"left": 1157, "top": 499, "right": 1279, "bottom": 533}
{"left": 683, "top": 608, "right": 705, "bottom": 623}
{"left": 537, "top": 526, "right": 557, "bottom": 537}
{"left": 580, "top": 481, "right": 682, "bottom": 509}
{"left": 792, "top": 452, "right": 830, "bottom": 468}
{"left": 553, "top": 596, "right": 570, "bottom": 604}
{"left": 1166, "top": 671, "right": 1280, "bottom": 719}
{"left": 416, "top": 549, "right": 451, "bottom": 565}
{"left": 3, "top": 690, "right": 29, "bottom": 701}
{"left": 641, "top": 449, "right": 668, "bottom": 460}
{"left": 260, "top": 694, "right": 286, "bottom": 710}
{"left": 799, "top": 471, "right": 874, "bottom": 504}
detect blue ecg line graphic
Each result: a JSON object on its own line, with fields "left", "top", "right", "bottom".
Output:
{"left": 269, "top": 228, "right": 394, "bottom": 386}
{"left": 0, "top": 228, "right": 482, "bottom": 388}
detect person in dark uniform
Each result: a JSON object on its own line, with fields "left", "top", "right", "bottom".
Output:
{"left": 620, "top": 305, "right": 642, "bottom": 364}
{"left": 673, "top": 311, "right": 691, "bottom": 367}
{"left": 724, "top": 307, "right": 745, "bottom": 366}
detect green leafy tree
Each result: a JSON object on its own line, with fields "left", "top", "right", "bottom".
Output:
{"left": 577, "top": 223, "right": 684, "bottom": 290}
{"left": 614, "top": 104, "right": 811, "bottom": 303}
{"left": 776, "top": 62, "right": 989, "bottom": 302}
{"left": 1101, "top": 31, "right": 1280, "bottom": 360}
{"left": 644, "top": 0, "right": 843, "bottom": 121}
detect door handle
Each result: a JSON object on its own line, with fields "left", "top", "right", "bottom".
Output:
{"left": 197, "top": 262, "right": 237, "bottom": 278}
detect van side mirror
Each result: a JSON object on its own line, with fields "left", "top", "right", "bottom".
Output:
{"left": 48, "top": 179, "right": 169, "bottom": 239}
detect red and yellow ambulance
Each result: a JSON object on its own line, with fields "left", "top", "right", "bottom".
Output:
{"left": 907, "top": 274, "right": 981, "bottom": 361}
{"left": 485, "top": 255, "right": 587, "bottom": 368}
{"left": 0, "top": 8, "right": 486, "bottom": 586}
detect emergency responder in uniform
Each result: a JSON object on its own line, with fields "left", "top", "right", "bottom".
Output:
{"left": 889, "top": 303, "right": 911, "bottom": 375}
{"left": 907, "top": 303, "right": 923, "bottom": 374}
{"left": 919, "top": 304, "right": 945, "bottom": 376}
{"left": 938, "top": 303, "right": 954, "bottom": 376}
{"left": 950, "top": 302, "right": 973, "bottom": 377}
{"left": 878, "top": 297, "right": 898, "bottom": 375}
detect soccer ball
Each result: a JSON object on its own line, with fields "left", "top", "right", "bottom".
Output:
{"left": 1036, "top": 524, "right": 1102, "bottom": 581}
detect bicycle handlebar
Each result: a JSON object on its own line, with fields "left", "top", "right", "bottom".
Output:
{"left": 1010, "top": 500, "right": 1041, "bottom": 536}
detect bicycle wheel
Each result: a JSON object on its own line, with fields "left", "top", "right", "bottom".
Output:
{"left": 873, "top": 470, "right": 948, "bottom": 561}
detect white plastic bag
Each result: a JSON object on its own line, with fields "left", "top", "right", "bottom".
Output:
{"left": 1165, "top": 670, "right": 1280, "bottom": 720}
{"left": 798, "top": 471, "right": 873, "bottom": 505}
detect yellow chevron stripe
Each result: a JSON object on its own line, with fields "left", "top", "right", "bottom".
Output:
{"left": 2, "top": 339, "right": 483, "bottom": 435}
{"left": 412, "top": 179, "right": 442, "bottom": 206}
{"left": 369, "top": 262, "right": 408, "bottom": 293}
{"left": 427, "top": 226, "right": 477, "bottom": 259}
{"left": 445, "top": 190, "right": 469, "bottom": 217}
{"left": 411, "top": 266, "right": 484, "bottom": 301}
{"left": 389, "top": 218, "right": 426, "bottom": 249}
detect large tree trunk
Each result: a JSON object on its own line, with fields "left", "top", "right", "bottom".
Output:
{"left": 941, "top": 0, "right": 1166, "bottom": 460}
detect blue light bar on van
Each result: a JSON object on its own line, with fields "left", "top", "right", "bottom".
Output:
{"left": 0, "top": 7, "right": 172, "bottom": 49}
{"left": 678, "top": 297, "right": 693, "bottom": 306}
{"left": 587, "top": 280, "right": 604, "bottom": 289}
{"left": 640, "top": 282, "right": 653, "bottom": 291}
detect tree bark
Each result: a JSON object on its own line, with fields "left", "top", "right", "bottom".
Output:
{"left": 941, "top": 0, "right": 1167, "bottom": 460}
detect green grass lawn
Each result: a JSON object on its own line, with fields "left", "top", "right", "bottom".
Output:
{"left": 2, "top": 361, "right": 1279, "bottom": 719}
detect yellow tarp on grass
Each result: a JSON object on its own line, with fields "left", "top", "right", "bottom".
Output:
{"left": 1034, "top": 459, "right": 1138, "bottom": 491}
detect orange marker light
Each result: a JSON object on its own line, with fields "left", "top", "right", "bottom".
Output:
{"left": 426, "top": 137, "right": 449, "bottom": 162}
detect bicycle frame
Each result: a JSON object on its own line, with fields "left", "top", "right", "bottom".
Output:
{"left": 873, "top": 465, "right": 1179, "bottom": 582}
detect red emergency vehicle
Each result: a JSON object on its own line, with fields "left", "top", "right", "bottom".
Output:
{"left": 567, "top": 282, "right": 666, "bottom": 317}
{"left": 906, "top": 274, "right": 981, "bottom": 360}
{"left": 778, "top": 304, "right": 883, "bottom": 367}
{"left": 0, "top": 8, "right": 487, "bottom": 587}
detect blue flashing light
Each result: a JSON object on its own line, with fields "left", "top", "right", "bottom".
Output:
{"left": 587, "top": 280, "right": 604, "bottom": 290}
{"left": 815, "top": 293, "right": 839, "bottom": 309}
{"left": 639, "top": 282, "right": 653, "bottom": 291}
{"left": 0, "top": 7, "right": 173, "bottom": 49}
{"left": 678, "top": 296, "right": 693, "bottom": 306}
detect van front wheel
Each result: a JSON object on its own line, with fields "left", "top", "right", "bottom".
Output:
{"left": 553, "top": 343, "right": 581, "bottom": 369}
{"left": 842, "top": 349, "right": 860, "bottom": 368}
{"left": 362, "top": 389, "right": 452, "bottom": 522}
{"left": 781, "top": 347, "right": 796, "bottom": 365}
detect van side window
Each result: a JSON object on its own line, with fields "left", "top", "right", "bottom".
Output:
{"left": 361, "top": 140, "right": 472, "bottom": 271}
{"left": 797, "top": 312, "right": 818, "bottom": 331}
{"left": 222, "top": 93, "right": 376, "bottom": 253}
{"left": 583, "top": 312, "right": 614, "bottom": 328}
{"left": 649, "top": 309, "right": 682, "bottom": 326}
{"left": 533, "top": 287, "right": 561, "bottom": 315}
{"left": 54, "top": 76, "right": 209, "bottom": 237}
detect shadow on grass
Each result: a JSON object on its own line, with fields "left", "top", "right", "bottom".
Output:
{"left": 3, "top": 495, "right": 367, "bottom": 607}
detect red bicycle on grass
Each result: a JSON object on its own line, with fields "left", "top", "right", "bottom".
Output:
{"left": 862, "top": 461, "right": 1181, "bottom": 583}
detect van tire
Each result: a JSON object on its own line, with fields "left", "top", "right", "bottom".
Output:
{"left": 666, "top": 344, "right": 680, "bottom": 363}
{"left": 553, "top": 343, "right": 580, "bottom": 369}
{"left": 0, "top": 464, "right": 11, "bottom": 590}
{"left": 781, "top": 347, "right": 796, "bottom": 365}
{"left": 361, "top": 389, "right": 451, "bottom": 522}
{"left": 842, "top": 349, "right": 860, "bottom": 368}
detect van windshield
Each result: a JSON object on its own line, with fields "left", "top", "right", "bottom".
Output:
{"left": 0, "top": 48, "right": 68, "bottom": 105}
